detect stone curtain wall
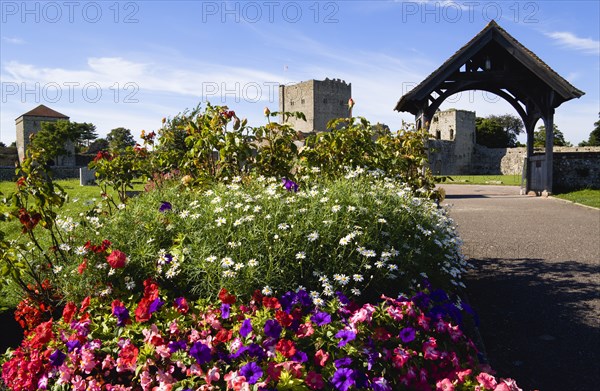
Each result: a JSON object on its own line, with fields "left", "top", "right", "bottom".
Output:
{"left": 553, "top": 152, "right": 600, "bottom": 192}
{"left": 427, "top": 143, "right": 600, "bottom": 191}
{"left": 0, "top": 166, "right": 81, "bottom": 181}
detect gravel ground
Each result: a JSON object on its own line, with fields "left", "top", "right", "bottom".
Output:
{"left": 440, "top": 184, "right": 600, "bottom": 391}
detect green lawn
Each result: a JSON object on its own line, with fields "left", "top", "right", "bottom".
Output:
{"left": 1, "top": 178, "right": 145, "bottom": 241}
{"left": 437, "top": 174, "right": 523, "bottom": 186}
{"left": 554, "top": 189, "right": 600, "bottom": 209}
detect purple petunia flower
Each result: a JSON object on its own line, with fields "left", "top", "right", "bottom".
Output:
{"left": 148, "top": 298, "right": 165, "bottom": 315}
{"left": 335, "top": 329, "right": 356, "bottom": 347}
{"left": 66, "top": 340, "right": 81, "bottom": 352}
{"left": 336, "top": 291, "right": 350, "bottom": 305}
{"left": 399, "top": 327, "right": 416, "bottom": 343}
{"left": 372, "top": 377, "right": 392, "bottom": 391}
{"left": 112, "top": 305, "right": 130, "bottom": 327}
{"left": 335, "top": 357, "right": 353, "bottom": 368}
{"left": 281, "top": 178, "right": 299, "bottom": 192}
{"left": 311, "top": 311, "right": 332, "bottom": 326}
{"left": 247, "top": 343, "right": 266, "bottom": 360}
{"left": 159, "top": 201, "right": 172, "bottom": 212}
{"left": 331, "top": 367, "right": 355, "bottom": 391}
{"left": 189, "top": 341, "right": 212, "bottom": 365}
{"left": 240, "top": 318, "right": 252, "bottom": 338}
{"left": 240, "top": 361, "right": 263, "bottom": 385}
{"left": 49, "top": 349, "right": 66, "bottom": 366}
{"left": 221, "top": 303, "right": 231, "bottom": 319}
{"left": 292, "top": 350, "right": 308, "bottom": 363}
{"left": 168, "top": 340, "right": 187, "bottom": 354}
{"left": 264, "top": 319, "right": 282, "bottom": 339}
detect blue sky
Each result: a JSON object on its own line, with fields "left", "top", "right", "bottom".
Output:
{"left": 1, "top": 0, "right": 599, "bottom": 145}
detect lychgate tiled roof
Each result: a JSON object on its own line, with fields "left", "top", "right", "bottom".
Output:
{"left": 395, "top": 20, "right": 584, "bottom": 114}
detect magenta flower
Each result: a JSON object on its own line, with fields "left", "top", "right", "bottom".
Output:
{"left": 335, "top": 329, "right": 356, "bottom": 347}
{"left": 239, "top": 361, "right": 263, "bottom": 384}
{"left": 331, "top": 367, "right": 355, "bottom": 391}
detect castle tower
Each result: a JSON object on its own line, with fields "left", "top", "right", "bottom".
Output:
{"left": 278, "top": 78, "right": 351, "bottom": 133}
{"left": 15, "top": 105, "right": 72, "bottom": 164}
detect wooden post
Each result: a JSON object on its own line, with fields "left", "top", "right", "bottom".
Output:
{"left": 543, "top": 112, "right": 554, "bottom": 195}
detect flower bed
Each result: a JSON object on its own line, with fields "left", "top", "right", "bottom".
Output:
{"left": 2, "top": 282, "right": 521, "bottom": 391}
{"left": 53, "top": 174, "right": 469, "bottom": 305}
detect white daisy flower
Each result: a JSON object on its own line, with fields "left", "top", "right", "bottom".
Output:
{"left": 296, "top": 251, "right": 306, "bottom": 259}
{"left": 262, "top": 286, "right": 273, "bottom": 296}
{"left": 307, "top": 231, "right": 319, "bottom": 242}
{"left": 215, "top": 217, "right": 226, "bottom": 226}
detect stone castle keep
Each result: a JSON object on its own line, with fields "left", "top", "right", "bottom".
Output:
{"left": 278, "top": 78, "right": 351, "bottom": 133}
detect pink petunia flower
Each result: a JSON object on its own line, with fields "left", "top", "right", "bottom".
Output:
{"left": 436, "top": 378, "right": 455, "bottom": 391}
{"left": 477, "top": 372, "right": 498, "bottom": 389}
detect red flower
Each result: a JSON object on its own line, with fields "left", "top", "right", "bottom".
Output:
{"left": 275, "top": 339, "right": 296, "bottom": 358}
{"left": 106, "top": 249, "right": 127, "bottom": 269}
{"left": 79, "top": 296, "right": 91, "bottom": 313}
{"left": 135, "top": 279, "right": 160, "bottom": 322}
{"left": 214, "top": 328, "right": 233, "bottom": 344}
{"left": 18, "top": 209, "right": 41, "bottom": 232}
{"left": 262, "top": 296, "right": 281, "bottom": 309}
{"left": 218, "top": 288, "right": 236, "bottom": 305}
{"left": 77, "top": 259, "right": 87, "bottom": 274}
{"left": 275, "top": 310, "right": 293, "bottom": 327}
{"left": 62, "top": 302, "right": 76, "bottom": 324}
{"left": 16, "top": 177, "right": 26, "bottom": 188}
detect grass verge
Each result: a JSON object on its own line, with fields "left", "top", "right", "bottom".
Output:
{"left": 554, "top": 189, "right": 600, "bottom": 209}
{"left": 437, "top": 175, "right": 522, "bottom": 186}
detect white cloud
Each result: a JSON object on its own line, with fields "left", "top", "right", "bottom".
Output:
{"left": 1, "top": 36, "right": 25, "bottom": 44}
{"left": 546, "top": 31, "right": 600, "bottom": 55}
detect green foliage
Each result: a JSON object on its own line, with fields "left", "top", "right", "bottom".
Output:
{"left": 252, "top": 110, "right": 304, "bottom": 178}
{"left": 534, "top": 124, "right": 571, "bottom": 147}
{"left": 88, "top": 147, "right": 147, "bottom": 208}
{"left": 0, "top": 150, "right": 68, "bottom": 307}
{"left": 153, "top": 105, "right": 202, "bottom": 172}
{"left": 475, "top": 114, "right": 523, "bottom": 148}
{"left": 579, "top": 113, "right": 600, "bottom": 146}
{"left": 29, "top": 120, "right": 75, "bottom": 164}
{"left": 106, "top": 127, "right": 136, "bottom": 152}
{"left": 86, "top": 138, "right": 109, "bottom": 154}
{"left": 79, "top": 175, "right": 467, "bottom": 304}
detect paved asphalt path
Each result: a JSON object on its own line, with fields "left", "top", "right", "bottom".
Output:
{"left": 439, "top": 184, "right": 599, "bottom": 391}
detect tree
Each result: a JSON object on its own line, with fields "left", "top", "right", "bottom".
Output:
{"left": 86, "top": 138, "right": 109, "bottom": 154}
{"left": 0, "top": 141, "right": 6, "bottom": 148}
{"left": 534, "top": 124, "right": 572, "bottom": 147}
{"left": 106, "top": 127, "right": 136, "bottom": 151}
{"left": 475, "top": 114, "right": 523, "bottom": 148}
{"left": 579, "top": 113, "right": 600, "bottom": 146}
{"left": 29, "top": 120, "right": 79, "bottom": 164}
{"left": 72, "top": 122, "right": 98, "bottom": 151}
